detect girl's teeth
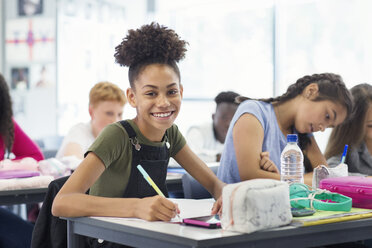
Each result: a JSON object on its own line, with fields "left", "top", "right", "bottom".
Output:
{"left": 154, "top": 112, "right": 171, "bottom": 117}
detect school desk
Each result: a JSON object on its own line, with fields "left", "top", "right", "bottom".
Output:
{"left": 0, "top": 175, "right": 181, "bottom": 206}
{"left": 64, "top": 199, "right": 372, "bottom": 248}
{"left": 0, "top": 187, "right": 48, "bottom": 205}
{"left": 0, "top": 182, "right": 181, "bottom": 206}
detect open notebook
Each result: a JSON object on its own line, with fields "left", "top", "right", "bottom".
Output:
{"left": 170, "top": 198, "right": 215, "bottom": 222}
{"left": 90, "top": 198, "right": 217, "bottom": 224}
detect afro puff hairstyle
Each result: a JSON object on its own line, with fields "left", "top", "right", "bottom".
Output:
{"left": 114, "top": 22, "right": 188, "bottom": 87}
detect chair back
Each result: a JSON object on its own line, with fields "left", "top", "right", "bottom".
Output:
{"left": 31, "top": 176, "right": 69, "bottom": 248}
{"left": 182, "top": 166, "right": 218, "bottom": 199}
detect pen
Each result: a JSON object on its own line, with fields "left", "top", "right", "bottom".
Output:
{"left": 137, "top": 164, "right": 181, "bottom": 221}
{"left": 340, "top": 144, "right": 348, "bottom": 164}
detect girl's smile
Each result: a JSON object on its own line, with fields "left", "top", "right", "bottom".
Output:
{"left": 151, "top": 111, "right": 175, "bottom": 119}
{"left": 127, "top": 64, "right": 183, "bottom": 141}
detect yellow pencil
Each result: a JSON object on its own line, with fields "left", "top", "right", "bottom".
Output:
{"left": 147, "top": 176, "right": 165, "bottom": 197}
{"left": 137, "top": 164, "right": 165, "bottom": 197}
{"left": 137, "top": 164, "right": 180, "bottom": 221}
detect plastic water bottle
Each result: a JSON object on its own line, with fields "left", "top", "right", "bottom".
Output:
{"left": 280, "top": 134, "right": 304, "bottom": 184}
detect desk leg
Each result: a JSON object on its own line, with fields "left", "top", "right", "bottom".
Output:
{"left": 67, "top": 219, "right": 85, "bottom": 248}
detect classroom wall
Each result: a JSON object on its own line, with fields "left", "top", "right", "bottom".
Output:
{"left": 1, "top": 0, "right": 144, "bottom": 139}
{"left": 56, "top": 0, "right": 147, "bottom": 135}
{"left": 4, "top": 0, "right": 57, "bottom": 139}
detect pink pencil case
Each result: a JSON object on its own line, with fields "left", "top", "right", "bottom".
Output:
{"left": 320, "top": 176, "right": 372, "bottom": 209}
{"left": 0, "top": 170, "right": 40, "bottom": 179}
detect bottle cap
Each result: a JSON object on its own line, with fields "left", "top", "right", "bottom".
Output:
{"left": 287, "top": 134, "right": 298, "bottom": 142}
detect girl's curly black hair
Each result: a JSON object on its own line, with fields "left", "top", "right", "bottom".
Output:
{"left": 0, "top": 73, "right": 14, "bottom": 158}
{"left": 114, "top": 22, "right": 188, "bottom": 87}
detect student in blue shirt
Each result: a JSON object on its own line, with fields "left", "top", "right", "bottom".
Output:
{"left": 217, "top": 73, "right": 353, "bottom": 186}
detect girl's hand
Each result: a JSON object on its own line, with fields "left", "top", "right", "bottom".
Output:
{"left": 135, "top": 195, "right": 179, "bottom": 221}
{"left": 211, "top": 196, "right": 223, "bottom": 216}
{"left": 260, "top": 151, "right": 279, "bottom": 174}
{"left": 211, "top": 180, "right": 226, "bottom": 216}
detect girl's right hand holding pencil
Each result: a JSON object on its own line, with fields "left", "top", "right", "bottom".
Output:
{"left": 134, "top": 195, "right": 180, "bottom": 221}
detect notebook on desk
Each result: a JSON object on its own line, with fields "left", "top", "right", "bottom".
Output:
{"left": 169, "top": 198, "right": 215, "bottom": 222}
{"left": 291, "top": 208, "right": 372, "bottom": 227}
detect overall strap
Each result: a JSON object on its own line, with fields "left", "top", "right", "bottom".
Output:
{"left": 119, "top": 120, "right": 170, "bottom": 149}
{"left": 119, "top": 120, "right": 136, "bottom": 138}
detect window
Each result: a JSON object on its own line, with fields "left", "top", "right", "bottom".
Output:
{"left": 277, "top": 0, "right": 372, "bottom": 151}
{"left": 153, "top": 0, "right": 274, "bottom": 132}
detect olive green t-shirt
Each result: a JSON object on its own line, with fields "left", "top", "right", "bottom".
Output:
{"left": 87, "top": 120, "right": 186, "bottom": 197}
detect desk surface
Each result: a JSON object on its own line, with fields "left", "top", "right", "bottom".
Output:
{"left": 0, "top": 174, "right": 182, "bottom": 206}
{"left": 66, "top": 208, "right": 372, "bottom": 248}
{"left": 0, "top": 187, "right": 48, "bottom": 205}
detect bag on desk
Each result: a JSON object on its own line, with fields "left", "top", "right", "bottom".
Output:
{"left": 312, "top": 164, "right": 348, "bottom": 189}
{"left": 221, "top": 179, "right": 292, "bottom": 234}
{"left": 320, "top": 176, "right": 372, "bottom": 209}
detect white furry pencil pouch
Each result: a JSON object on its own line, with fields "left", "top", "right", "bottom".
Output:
{"left": 221, "top": 179, "right": 292, "bottom": 234}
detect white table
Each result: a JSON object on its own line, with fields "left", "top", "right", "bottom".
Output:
{"left": 65, "top": 199, "right": 372, "bottom": 248}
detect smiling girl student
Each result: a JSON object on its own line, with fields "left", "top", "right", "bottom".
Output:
{"left": 217, "top": 73, "right": 353, "bottom": 186}
{"left": 52, "top": 23, "right": 224, "bottom": 224}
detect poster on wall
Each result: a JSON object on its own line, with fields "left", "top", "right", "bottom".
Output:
{"left": 11, "top": 67, "right": 30, "bottom": 90}
{"left": 29, "top": 64, "right": 55, "bottom": 88}
{"left": 18, "top": 0, "right": 43, "bottom": 16}
{"left": 5, "top": 18, "right": 55, "bottom": 63}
